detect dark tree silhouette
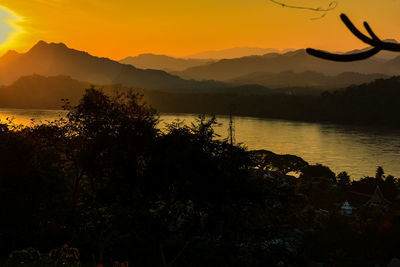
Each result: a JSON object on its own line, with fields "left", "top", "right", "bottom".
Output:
{"left": 307, "top": 14, "right": 400, "bottom": 61}
{"left": 4, "top": 88, "right": 400, "bottom": 266}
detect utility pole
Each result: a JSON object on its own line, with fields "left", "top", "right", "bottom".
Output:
{"left": 228, "top": 104, "right": 235, "bottom": 145}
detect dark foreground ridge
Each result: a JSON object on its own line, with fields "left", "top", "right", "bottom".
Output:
{"left": 1, "top": 88, "right": 400, "bottom": 266}
{"left": 2, "top": 75, "right": 400, "bottom": 128}
{"left": 146, "top": 76, "right": 400, "bottom": 128}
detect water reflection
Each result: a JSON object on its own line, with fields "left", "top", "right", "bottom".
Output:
{"left": 0, "top": 108, "right": 66, "bottom": 126}
{"left": 161, "top": 114, "right": 400, "bottom": 179}
{"left": 1, "top": 108, "right": 400, "bottom": 179}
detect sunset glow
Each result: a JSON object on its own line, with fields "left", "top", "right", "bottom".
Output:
{"left": 0, "top": 6, "right": 23, "bottom": 52}
{"left": 0, "top": 0, "right": 399, "bottom": 59}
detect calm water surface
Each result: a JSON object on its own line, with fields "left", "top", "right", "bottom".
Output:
{"left": 1, "top": 108, "right": 400, "bottom": 179}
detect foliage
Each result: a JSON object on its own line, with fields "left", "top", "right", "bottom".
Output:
{"left": 48, "top": 245, "right": 80, "bottom": 267}
{"left": 2, "top": 88, "right": 400, "bottom": 266}
{"left": 9, "top": 248, "right": 41, "bottom": 265}
{"left": 337, "top": 171, "right": 350, "bottom": 187}
{"left": 113, "top": 261, "right": 129, "bottom": 267}
{"left": 251, "top": 149, "right": 308, "bottom": 174}
{"left": 145, "top": 76, "right": 400, "bottom": 128}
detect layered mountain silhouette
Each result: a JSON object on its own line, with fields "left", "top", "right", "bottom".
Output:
{"left": 175, "top": 50, "right": 400, "bottom": 81}
{"left": 0, "top": 75, "right": 275, "bottom": 109}
{"left": 0, "top": 41, "right": 224, "bottom": 91}
{"left": 186, "top": 47, "right": 293, "bottom": 59}
{"left": 344, "top": 39, "right": 400, "bottom": 61}
{"left": 119, "top": 54, "right": 213, "bottom": 72}
{"left": 229, "top": 71, "right": 388, "bottom": 89}
{"left": 2, "top": 74, "right": 400, "bottom": 116}
{"left": 145, "top": 76, "right": 400, "bottom": 127}
{"left": 0, "top": 74, "right": 143, "bottom": 109}
{"left": 0, "top": 75, "right": 89, "bottom": 109}
{"left": 1, "top": 41, "right": 399, "bottom": 106}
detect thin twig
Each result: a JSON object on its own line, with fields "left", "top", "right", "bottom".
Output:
{"left": 269, "top": 0, "right": 337, "bottom": 12}
{"left": 269, "top": 0, "right": 338, "bottom": 20}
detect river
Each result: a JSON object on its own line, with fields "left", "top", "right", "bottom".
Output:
{"left": 1, "top": 108, "right": 400, "bottom": 179}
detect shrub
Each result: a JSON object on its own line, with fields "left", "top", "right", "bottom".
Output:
{"left": 113, "top": 261, "right": 129, "bottom": 267}
{"left": 48, "top": 245, "right": 80, "bottom": 267}
{"left": 9, "top": 248, "right": 41, "bottom": 265}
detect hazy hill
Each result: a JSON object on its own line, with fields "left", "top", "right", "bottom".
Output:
{"left": 175, "top": 50, "right": 400, "bottom": 81}
{"left": 0, "top": 50, "right": 22, "bottom": 64}
{"left": 345, "top": 39, "right": 400, "bottom": 61}
{"left": 0, "top": 41, "right": 224, "bottom": 91}
{"left": 145, "top": 76, "right": 400, "bottom": 127}
{"left": 119, "top": 54, "right": 213, "bottom": 72}
{"left": 186, "top": 47, "right": 293, "bottom": 59}
{"left": 0, "top": 75, "right": 276, "bottom": 109}
{"left": 385, "top": 55, "right": 400, "bottom": 69}
{"left": 3, "top": 74, "right": 400, "bottom": 128}
{"left": 229, "top": 71, "right": 388, "bottom": 89}
{"left": 0, "top": 75, "right": 142, "bottom": 109}
{"left": 0, "top": 74, "right": 321, "bottom": 110}
{"left": 0, "top": 75, "right": 89, "bottom": 109}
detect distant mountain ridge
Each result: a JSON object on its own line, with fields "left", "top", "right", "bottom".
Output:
{"left": 145, "top": 76, "right": 400, "bottom": 128}
{"left": 2, "top": 74, "right": 400, "bottom": 122}
{"left": 186, "top": 47, "right": 294, "bottom": 59}
{"left": 344, "top": 39, "right": 400, "bottom": 61}
{"left": 2, "top": 41, "right": 400, "bottom": 102}
{"left": 0, "top": 41, "right": 224, "bottom": 91}
{"left": 0, "top": 75, "right": 89, "bottom": 109}
{"left": 0, "top": 74, "right": 276, "bottom": 109}
{"left": 119, "top": 54, "right": 214, "bottom": 72}
{"left": 175, "top": 49, "right": 400, "bottom": 81}
{"left": 228, "top": 71, "right": 389, "bottom": 89}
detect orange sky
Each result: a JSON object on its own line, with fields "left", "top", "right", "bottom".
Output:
{"left": 0, "top": 0, "right": 399, "bottom": 60}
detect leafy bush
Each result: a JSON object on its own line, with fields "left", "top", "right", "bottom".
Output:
{"left": 9, "top": 248, "right": 41, "bottom": 265}
{"left": 113, "top": 261, "right": 129, "bottom": 267}
{"left": 48, "top": 245, "right": 80, "bottom": 267}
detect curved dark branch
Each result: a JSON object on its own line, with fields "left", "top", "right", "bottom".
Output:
{"left": 306, "top": 47, "right": 381, "bottom": 62}
{"left": 339, "top": 14, "right": 376, "bottom": 46}
{"left": 363, "top": 22, "right": 380, "bottom": 41}
{"left": 307, "top": 13, "right": 400, "bottom": 61}
{"left": 380, "top": 42, "right": 400, "bottom": 52}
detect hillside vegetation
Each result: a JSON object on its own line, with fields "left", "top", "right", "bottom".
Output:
{"left": 1, "top": 74, "right": 400, "bottom": 128}
{"left": 2, "top": 88, "right": 400, "bottom": 266}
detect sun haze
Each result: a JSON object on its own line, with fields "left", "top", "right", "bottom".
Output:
{"left": 0, "top": 0, "right": 399, "bottom": 60}
{"left": 0, "top": 5, "right": 23, "bottom": 52}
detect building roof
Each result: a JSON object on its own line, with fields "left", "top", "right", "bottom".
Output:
{"left": 365, "top": 186, "right": 391, "bottom": 206}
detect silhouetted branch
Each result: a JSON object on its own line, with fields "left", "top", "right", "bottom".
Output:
{"left": 307, "top": 47, "right": 381, "bottom": 62}
{"left": 269, "top": 0, "right": 338, "bottom": 19}
{"left": 269, "top": 0, "right": 337, "bottom": 12}
{"left": 363, "top": 22, "right": 380, "bottom": 42}
{"left": 306, "top": 13, "right": 400, "bottom": 61}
